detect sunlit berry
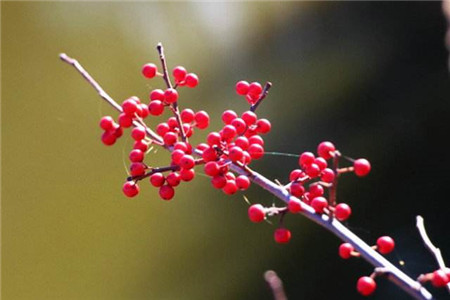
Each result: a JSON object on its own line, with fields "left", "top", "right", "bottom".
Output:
{"left": 142, "top": 63, "right": 158, "bottom": 78}
{"left": 256, "top": 119, "right": 271, "bottom": 134}
{"left": 130, "top": 162, "right": 146, "bottom": 176}
{"left": 164, "top": 88, "right": 179, "bottom": 103}
{"left": 133, "top": 140, "right": 149, "bottom": 152}
{"left": 148, "top": 100, "right": 165, "bottom": 116}
{"left": 122, "top": 181, "right": 139, "bottom": 197}
{"left": 248, "top": 144, "right": 264, "bottom": 160}
{"left": 163, "top": 132, "right": 177, "bottom": 146}
{"left": 356, "top": 276, "right": 376, "bottom": 296}
{"left": 173, "top": 66, "right": 187, "bottom": 82}
{"left": 180, "top": 168, "right": 195, "bottom": 181}
{"left": 149, "top": 173, "right": 165, "bottom": 187}
{"left": 317, "top": 141, "right": 335, "bottom": 160}
{"left": 289, "top": 182, "right": 305, "bottom": 197}
{"left": 100, "top": 116, "right": 115, "bottom": 131}
{"left": 131, "top": 127, "right": 146, "bottom": 141}
{"left": 248, "top": 82, "right": 263, "bottom": 97}
{"left": 194, "top": 111, "right": 210, "bottom": 129}
{"left": 101, "top": 131, "right": 117, "bottom": 146}
{"left": 335, "top": 203, "right": 352, "bottom": 221}
{"left": 236, "top": 80, "right": 250, "bottom": 95}
{"left": 305, "top": 163, "right": 321, "bottom": 178}
{"left": 129, "top": 149, "right": 144, "bottom": 162}
{"left": 185, "top": 73, "right": 199, "bottom": 88}
{"left": 288, "top": 198, "right": 303, "bottom": 213}
{"left": 211, "top": 175, "right": 227, "bottom": 189}
{"left": 339, "top": 243, "right": 354, "bottom": 259}
{"left": 376, "top": 236, "right": 395, "bottom": 254}
{"left": 150, "top": 89, "right": 165, "bottom": 101}
{"left": 354, "top": 158, "right": 371, "bottom": 177}
{"left": 156, "top": 122, "right": 170, "bottom": 136}
{"left": 274, "top": 228, "right": 291, "bottom": 244}
{"left": 248, "top": 204, "right": 265, "bottom": 222}
{"left": 223, "top": 180, "right": 238, "bottom": 195}
{"left": 171, "top": 149, "right": 185, "bottom": 165}
{"left": 248, "top": 135, "right": 264, "bottom": 146}
{"left": 122, "top": 98, "right": 139, "bottom": 116}
{"left": 180, "top": 108, "right": 195, "bottom": 123}
{"left": 299, "top": 152, "right": 315, "bottom": 167}
{"left": 431, "top": 270, "right": 450, "bottom": 287}
{"left": 180, "top": 155, "right": 195, "bottom": 169}
{"left": 311, "top": 197, "right": 328, "bottom": 213}
{"left": 159, "top": 184, "right": 175, "bottom": 200}
{"left": 321, "top": 168, "right": 335, "bottom": 183}
{"left": 309, "top": 183, "right": 324, "bottom": 197}
{"left": 202, "top": 147, "right": 218, "bottom": 162}
{"left": 236, "top": 175, "right": 250, "bottom": 190}
{"left": 166, "top": 172, "right": 181, "bottom": 187}
{"left": 228, "top": 146, "right": 244, "bottom": 162}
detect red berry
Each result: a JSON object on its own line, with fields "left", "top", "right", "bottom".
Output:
{"left": 241, "top": 111, "right": 257, "bottom": 126}
{"left": 101, "top": 131, "right": 117, "bottom": 146}
{"left": 149, "top": 173, "right": 165, "bottom": 187}
{"left": 173, "top": 66, "right": 187, "bottom": 82}
{"left": 130, "top": 162, "right": 146, "bottom": 176}
{"left": 159, "top": 184, "right": 175, "bottom": 200}
{"left": 139, "top": 103, "right": 149, "bottom": 118}
{"left": 234, "top": 136, "right": 249, "bottom": 150}
{"left": 223, "top": 180, "right": 238, "bottom": 195}
{"left": 211, "top": 175, "right": 227, "bottom": 189}
{"left": 288, "top": 197, "right": 303, "bottom": 213}
{"left": 118, "top": 113, "right": 133, "bottom": 128}
{"left": 180, "top": 108, "right": 195, "bottom": 123}
{"left": 221, "top": 125, "right": 237, "bottom": 141}
{"left": 122, "top": 98, "right": 139, "bottom": 116}
{"left": 150, "top": 89, "right": 165, "bottom": 101}
{"left": 354, "top": 158, "right": 371, "bottom": 177}
{"left": 142, "top": 63, "right": 158, "bottom": 78}
{"left": 314, "top": 157, "right": 328, "bottom": 170}
{"left": 122, "top": 181, "right": 139, "bottom": 197}
{"left": 255, "top": 119, "right": 271, "bottom": 134}
{"left": 171, "top": 149, "right": 185, "bottom": 165}
{"left": 289, "top": 169, "right": 304, "bottom": 181}
{"left": 236, "top": 80, "right": 250, "bottom": 95}
{"left": 231, "top": 118, "right": 247, "bottom": 135}
{"left": 167, "top": 117, "right": 178, "bottom": 129}
{"left": 248, "top": 135, "right": 264, "bottom": 146}
{"left": 207, "top": 132, "right": 222, "bottom": 146}
{"left": 335, "top": 203, "right": 352, "bottom": 221}
{"left": 236, "top": 175, "right": 250, "bottom": 190}
{"left": 274, "top": 228, "right": 291, "bottom": 244}
{"left": 305, "top": 163, "right": 321, "bottom": 178}
{"left": 179, "top": 155, "right": 195, "bottom": 169}
{"left": 309, "top": 183, "right": 324, "bottom": 197}
{"left": 154, "top": 123, "right": 168, "bottom": 137}
{"left": 248, "top": 204, "right": 265, "bottom": 222}
{"left": 311, "top": 197, "right": 328, "bottom": 213}
{"left": 431, "top": 270, "right": 449, "bottom": 287}
{"left": 133, "top": 140, "right": 149, "bottom": 152}
{"left": 246, "top": 93, "right": 259, "bottom": 105}
{"left": 317, "top": 141, "right": 335, "bottom": 160}
{"left": 164, "top": 88, "right": 179, "bottom": 103}
{"left": 222, "top": 110, "right": 238, "bottom": 124}
{"left": 148, "top": 100, "right": 165, "bottom": 116}
{"left": 321, "top": 168, "right": 335, "bottom": 183}
{"left": 131, "top": 127, "right": 146, "bottom": 141}
{"left": 204, "top": 161, "right": 220, "bottom": 177}
{"left": 185, "top": 73, "right": 199, "bottom": 88}
{"left": 112, "top": 126, "right": 123, "bottom": 138}
{"left": 179, "top": 168, "right": 195, "bottom": 181}
{"left": 202, "top": 147, "right": 218, "bottom": 162}
{"left": 339, "top": 243, "right": 354, "bottom": 259}
{"left": 248, "top": 144, "right": 264, "bottom": 160}
{"left": 376, "top": 236, "right": 395, "bottom": 254}
{"left": 163, "top": 132, "right": 177, "bottom": 146}
{"left": 228, "top": 146, "right": 244, "bottom": 162}
{"left": 174, "top": 142, "right": 190, "bottom": 153}
{"left": 289, "top": 182, "right": 305, "bottom": 197}
{"left": 166, "top": 172, "right": 181, "bottom": 187}
{"left": 100, "top": 116, "right": 115, "bottom": 130}
{"left": 248, "top": 82, "right": 262, "bottom": 97}
{"left": 356, "top": 276, "right": 376, "bottom": 296}
{"left": 129, "top": 149, "right": 144, "bottom": 162}
{"left": 299, "top": 152, "right": 315, "bottom": 167}
{"left": 194, "top": 111, "right": 210, "bottom": 129}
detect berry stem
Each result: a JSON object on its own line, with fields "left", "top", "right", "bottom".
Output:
{"left": 416, "top": 215, "right": 450, "bottom": 293}
{"left": 59, "top": 53, "right": 164, "bottom": 146}
{"left": 250, "top": 81, "right": 272, "bottom": 112}
{"left": 156, "top": 43, "right": 187, "bottom": 142}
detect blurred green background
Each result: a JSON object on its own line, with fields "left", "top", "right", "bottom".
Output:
{"left": 2, "top": 2, "right": 450, "bottom": 300}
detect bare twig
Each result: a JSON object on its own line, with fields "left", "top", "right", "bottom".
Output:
{"left": 416, "top": 215, "right": 450, "bottom": 293}
{"left": 59, "top": 53, "right": 164, "bottom": 145}
{"left": 264, "top": 270, "right": 287, "bottom": 300}
{"left": 443, "top": 0, "right": 450, "bottom": 71}
{"left": 250, "top": 82, "right": 272, "bottom": 112}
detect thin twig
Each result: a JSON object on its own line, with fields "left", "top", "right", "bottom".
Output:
{"left": 416, "top": 215, "right": 450, "bottom": 293}
{"left": 250, "top": 82, "right": 272, "bottom": 112}
{"left": 264, "top": 270, "right": 287, "bottom": 300}
{"left": 59, "top": 53, "right": 164, "bottom": 145}
{"left": 156, "top": 43, "right": 187, "bottom": 142}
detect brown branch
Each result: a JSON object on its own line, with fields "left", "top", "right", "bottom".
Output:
{"left": 250, "top": 82, "right": 272, "bottom": 112}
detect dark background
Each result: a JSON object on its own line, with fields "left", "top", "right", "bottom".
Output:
{"left": 2, "top": 2, "right": 450, "bottom": 299}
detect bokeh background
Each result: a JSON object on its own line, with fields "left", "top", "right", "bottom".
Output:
{"left": 2, "top": 2, "right": 450, "bottom": 300}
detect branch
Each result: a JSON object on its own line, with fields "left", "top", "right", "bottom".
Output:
{"left": 250, "top": 82, "right": 272, "bottom": 112}
{"left": 416, "top": 215, "right": 450, "bottom": 293}
{"left": 264, "top": 270, "right": 287, "bottom": 300}
{"left": 59, "top": 53, "right": 164, "bottom": 145}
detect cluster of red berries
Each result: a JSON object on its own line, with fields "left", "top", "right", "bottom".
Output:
{"left": 235, "top": 80, "right": 265, "bottom": 105}
{"left": 246, "top": 141, "right": 371, "bottom": 245}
